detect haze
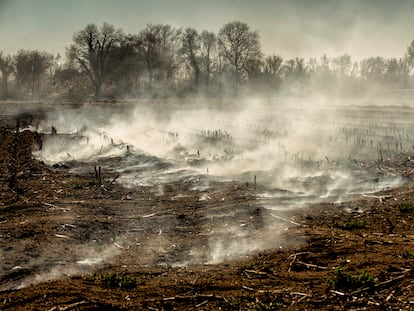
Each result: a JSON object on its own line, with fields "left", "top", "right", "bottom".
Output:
{"left": 1, "top": 0, "right": 414, "bottom": 59}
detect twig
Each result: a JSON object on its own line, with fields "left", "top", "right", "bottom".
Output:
{"left": 295, "top": 294, "right": 308, "bottom": 304}
{"left": 244, "top": 269, "right": 268, "bottom": 275}
{"left": 196, "top": 300, "right": 208, "bottom": 308}
{"left": 142, "top": 213, "right": 157, "bottom": 218}
{"left": 291, "top": 292, "right": 312, "bottom": 305}
{"left": 350, "top": 271, "right": 411, "bottom": 296}
{"left": 330, "top": 290, "right": 345, "bottom": 296}
{"left": 291, "top": 292, "right": 312, "bottom": 296}
{"left": 43, "top": 202, "right": 58, "bottom": 208}
{"left": 296, "top": 261, "right": 328, "bottom": 270}
{"left": 60, "top": 300, "right": 90, "bottom": 310}
{"left": 104, "top": 174, "right": 120, "bottom": 189}
{"left": 288, "top": 252, "right": 310, "bottom": 272}
{"left": 242, "top": 285, "right": 284, "bottom": 294}
{"left": 270, "top": 213, "right": 301, "bottom": 227}
{"left": 54, "top": 234, "right": 70, "bottom": 239}
{"left": 362, "top": 194, "right": 390, "bottom": 203}
{"left": 148, "top": 294, "right": 223, "bottom": 302}
{"left": 47, "top": 300, "right": 90, "bottom": 311}
{"left": 43, "top": 202, "right": 71, "bottom": 212}
{"left": 242, "top": 270, "right": 251, "bottom": 278}
{"left": 242, "top": 285, "right": 257, "bottom": 291}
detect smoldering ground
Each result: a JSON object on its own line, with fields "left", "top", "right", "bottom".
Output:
{"left": 1, "top": 97, "right": 408, "bottom": 290}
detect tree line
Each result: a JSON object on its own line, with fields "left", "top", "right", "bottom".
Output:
{"left": 1, "top": 21, "right": 414, "bottom": 100}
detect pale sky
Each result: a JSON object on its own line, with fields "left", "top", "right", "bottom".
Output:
{"left": 0, "top": 0, "right": 413, "bottom": 60}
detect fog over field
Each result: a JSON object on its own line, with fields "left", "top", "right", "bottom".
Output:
{"left": 37, "top": 96, "right": 408, "bottom": 200}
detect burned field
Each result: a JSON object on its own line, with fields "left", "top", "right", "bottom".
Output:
{"left": 0, "top": 100, "right": 413, "bottom": 310}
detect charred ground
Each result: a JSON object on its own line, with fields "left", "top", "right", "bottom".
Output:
{"left": 0, "top": 103, "right": 413, "bottom": 310}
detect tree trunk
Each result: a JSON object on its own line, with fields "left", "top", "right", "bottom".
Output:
{"left": 94, "top": 82, "right": 102, "bottom": 98}
{"left": 193, "top": 68, "right": 200, "bottom": 93}
{"left": 1, "top": 75, "right": 8, "bottom": 99}
{"left": 234, "top": 71, "right": 240, "bottom": 97}
{"left": 205, "top": 64, "right": 210, "bottom": 93}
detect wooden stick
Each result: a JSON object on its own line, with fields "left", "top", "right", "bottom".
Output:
{"left": 270, "top": 213, "right": 301, "bottom": 227}
{"left": 196, "top": 300, "right": 208, "bottom": 308}
{"left": 288, "top": 252, "right": 310, "bottom": 272}
{"left": 60, "top": 300, "right": 90, "bottom": 310}
{"left": 104, "top": 174, "right": 120, "bottom": 189}
{"left": 244, "top": 269, "right": 268, "bottom": 275}
{"left": 350, "top": 271, "right": 411, "bottom": 296}
{"left": 296, "top": 261, "right": 328, "bottom": 270}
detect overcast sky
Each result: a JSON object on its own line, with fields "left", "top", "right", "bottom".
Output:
{"left": 0, "top": 0, "right": 413, "bottom": 60}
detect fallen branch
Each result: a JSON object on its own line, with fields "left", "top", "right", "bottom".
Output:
{"left": 296, "top": 261, "right": 328, "bottom": 270}
{"left": 244, "top": 269, "right": 268, "bottom": 275}
{"left": 291, "top": 292, "right": 312, "bottom": 305}
{"left": 242, "top": 285, "right": 284, "bottom": 294}
{"left": 149, "top": 293, "right": 224, "bottom": 302}
{"left": 142, "top": 213, "right": 157, "bottom": 218}
{"left": 330, "top": 290, "right": 345, "bottom": 296}
{"left": 54, "top": 234, "right": 70, "bottom": 239}
{"left": 291, "top": 292, "right": 311, "bottom": 297}
{"left": 362, "top": 194, "right": 390, "bottom": 203}
{"left": 43, "top": 202, "right": 58, "bottom": 208}
{"left": 43, "top": 202, "right": 71, "bottom": 212}
{"left": 288, "top": 252, "right": 310, "bottom": 272}
{"left": 196, "top": 300, "right": 208, "bottom": 308}
{"left": 350, "top": 270, "right": 411, "bottom": 296}
{"left": 104, "top": 174, "right": 120, "bottom": 190}
{"left": 242, "top": 285, "right": 257, "bottom": 291}
{"left": 270, "top": 213, "right": 301, "bottom": 227}
{"left": 47, "top": 300, "right": 90, "bottom": 311}
{"left": 60, "top": 300, "right": 90, "bottom": 310}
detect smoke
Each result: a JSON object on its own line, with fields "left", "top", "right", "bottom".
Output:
{"left": 3, "top": 96, "right": 401, "bottom": 290}
{"left": 190, "top": 221, "right": 286, "bottom": 265}
{"left": 35, "top": 97, "right": 406, "bottom": 202}
{"left": 1, "top": 240, "right": 123, "bottom": 291}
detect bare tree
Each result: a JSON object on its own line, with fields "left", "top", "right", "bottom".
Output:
{"left": 360, "top": 57, "right": 386, "bottom": 83}
{"left": 138, "top": 24, "right": 160, "bottom": 89}
{"left": 332, "top": 54, "right": 352, "bottom": 78}
{"left": 138, "top": 24, "right": 182, "bottom": 96}
{"left": 281, "top": 58, "right": 306, "bottom": 82}
{"left": 264, "top": 55, "right": 283, "bottom": 76}
{"left": 218, "top": 21, "right": 262, "bottom": 95}
{"left": 181, "top": 28, "right": 201, "bottom": 93}
{"left": 0, "top": 52, "right": 14, "bottom": 99}
{"left": 107, "top": 34, "right": 143, "bottom": 97}
{"left": 69, "top": 23, "right": 122, "bottom": 97}
{"left": 264, "top": 55, "right": 283, "bottom": 84}
{"left": 398, "top": 56, "right": 411, "bottom": 88}
{"left": 407, "top": 40, "right": 414, "bottom": 69}
{"left": 200, "top": 30, "right": 216, "bottom": 92}
{"left": 14, "top": 50, "right": 52, "bottom": 97}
